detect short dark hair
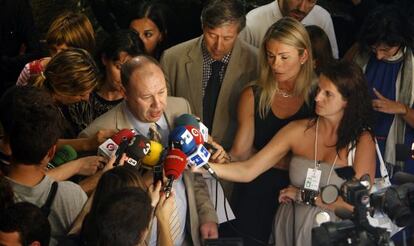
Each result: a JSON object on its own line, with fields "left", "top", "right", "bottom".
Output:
{"left": 120, "top": 54, "right": 161, "bottom": 88}
{"left": 0, "top": 202, "right": 51, "bottom": 246}
{"left": 81, "top": 167, "right": 147, "bottom": 245}
{"left": 3, "top": 87, "right": 63, "bottom": 164}
{"left": 201, "top": 0, "right": 246, "bottom": 32}
{"left": 358, "top": 5, "right": 414, "bottom": 50}
{"left": 95, "top": 187, "right": 152, "bottom": 246}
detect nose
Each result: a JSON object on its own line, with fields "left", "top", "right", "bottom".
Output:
{"left": 375, "top": 51, "right": 386, "bottom": 60}
{"left": 214, "top": 37, "right": 223, "bottom": 51}
{"left": 298, "top": 0, "right": 307, "bottom": 12}
{"left": 152, "top": 95, "right": 161, "bottom": 108}
{"left": 271, "top": 57, "right": 281, "bottom": 69}
{"left": 315, "top": 90, "right": 323, "bottom": 102}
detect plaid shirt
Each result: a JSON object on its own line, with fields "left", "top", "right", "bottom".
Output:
{"left": 201, "top": 39, "right": 231, "bottom": 97}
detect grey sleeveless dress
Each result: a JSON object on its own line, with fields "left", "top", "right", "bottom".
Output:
{"left": 272, "top": 155, "right": 347, "bottom": 246}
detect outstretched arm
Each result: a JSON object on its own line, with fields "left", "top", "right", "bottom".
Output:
{"left": 209, "top": 121, "right": 298, "bottom": 182}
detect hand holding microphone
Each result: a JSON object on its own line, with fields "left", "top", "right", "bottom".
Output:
{"left": 98, "top": 129, "right": 136, "bottom": 158}
{"left": 163, "top": 148, "right": 187, "bottom": 198}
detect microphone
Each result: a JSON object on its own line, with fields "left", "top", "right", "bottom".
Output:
{"left": 183, "top": 126, "right": 218, "bottom": 179}
{"left": 393, "top": 171, "right": 414, "bottom": 184}
{"left": 185, "top": 125, "right": 217, "bottom": 153}
{"left": 48, "top": 145, "right": 77, "bottom": 169}
{"left": 123, "top": 135, "right": 151, "bottom": 167}
{"left": 169, "top": 126, "right": 197, "bottom": 155}
{"left": 174, "top": 113, "right": 200, "bottom": 129}
{"left": 174, "top": 113, "right": 209, "bottom": 143}
{"left": 98, "top": 129, "right": 136, "bottom": 158}
{"left": 141, "top": 140, "right": 164, "bottom": 168}
{"left": 163, "top": 148, "right": 187, "bottom": 198}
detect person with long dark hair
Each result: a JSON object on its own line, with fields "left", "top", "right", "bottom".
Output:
{"left": 195, "top": 60, "right": 376, "bottom": 246}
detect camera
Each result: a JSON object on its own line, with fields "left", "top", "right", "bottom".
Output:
{"left": 312, "top": 167, "right": 414, "bottom": 246}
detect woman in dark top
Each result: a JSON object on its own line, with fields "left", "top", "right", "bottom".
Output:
{"left": 226, "top": 17, "right": 315, "bottom": 245}
{"left": 68, "top": 29, "right": 145, "bottom": 134}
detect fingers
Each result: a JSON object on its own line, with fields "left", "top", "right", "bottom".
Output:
{"left": 373, "top": 88, "right": 385, "bottom": 99}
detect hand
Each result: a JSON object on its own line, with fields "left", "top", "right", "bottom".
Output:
{"left": 76, "top": 156, "right": 107, "bottom": 176}
{"left": 372, "top": 88, "right": 407, "bottom": 115}
{"left": 208, "top": 140, "right": 229, "bottom": 163}
{"left": 200, "top": 222, "right": 218, "bottom": 240}
{"left": 88, "top": 129, "right": 117, "bottom": 151}
{"left": 279, "top": 185, "right": 299, "bottom": 204}
{"left": 102, "top": 153, "right": 127, "bottom": 172}
{"left": 148, "top": 181, "right": 162, "bottom": 207}
{"left": 155, "top": 191, "right": 174, "bottom": 222}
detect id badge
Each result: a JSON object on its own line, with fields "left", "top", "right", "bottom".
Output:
{"left": 304, "top": 168, "right": 321, "bottom": 191}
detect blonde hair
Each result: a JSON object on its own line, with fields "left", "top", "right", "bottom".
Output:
{"left": 46, "top": 12, "right": 95, "bottom": 54}
{"left": 33, "top": 48, "right": 99, "bottom": 96}
{"left": 257, "top": 17, "right": 314, "bottom": 118}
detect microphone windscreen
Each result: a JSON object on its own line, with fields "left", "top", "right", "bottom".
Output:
{"left": 125, "top": 135, "right": 151, "bottom": 160}
{"left": 169, "top": 126, "right": 197, "bottom": 155}
{"left": 164, "top": 148, "right": 187, "bottom": 179}
{"left": 111, "top": 129, "right": 136, "bottom": 145}
{"left": 185, "top": 125, "right": 204, "bottom": 145}
{"left": 50, "top": 145, "right": 77, "bottom": 168}
{"left": 142, "top": 140, "right": 164, "bottom": 167}
{"left": 174, "top": 114, "right": 200, "bottom": 129}
{"left": 393, "top": 171, "right": 414, "bottom": 184}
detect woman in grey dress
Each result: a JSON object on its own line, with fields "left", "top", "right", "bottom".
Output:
{"left": 200, "top": 59, "right": 376, "bottom": 246}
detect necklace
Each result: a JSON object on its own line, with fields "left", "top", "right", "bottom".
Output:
{"left": 275, "top": 87, "right": 294, "bottom": 98}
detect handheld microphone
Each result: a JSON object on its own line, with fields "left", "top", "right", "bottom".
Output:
{"left": 185, "top": 125, "right": 218, "bottom": 153}
{"left": 187, "top": 145, "right": 218, "bottom": 179}
{"left": 163, "top": 148, "right": 187, "bottom": 198}
{"left": 123, "top": 135, "right": 151, "bottom": 167}
{"left": 141, "top": 140, "right": 164, "bottom": 168}
{"left": 48, "top": 145, "right": 77, "bottom": 169}
{"left": 174, "top": 114, "right": 200, "bottom": 129}
{"left": 98, "top": 129, "right": 136, "bottom": 158}
{"left": 169, "top": 126, "right": 197, "bottom": 155}
{"left": 174, "top": 114, "right": 209, "bottom": 143}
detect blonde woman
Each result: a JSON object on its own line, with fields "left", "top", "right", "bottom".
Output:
{"left": 226, "top": 17, "right": 315, "bottom": 245}
{"left": 17, "top": 12, "right": 95, "bottom": 86}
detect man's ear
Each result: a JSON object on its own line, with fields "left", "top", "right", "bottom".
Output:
{"left": 46, "top": 144, "right": 57, "bottom": 162}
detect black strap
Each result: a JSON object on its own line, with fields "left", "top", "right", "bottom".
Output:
{"left": 41, "top": 181, "right": 58, "bottom": 217}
